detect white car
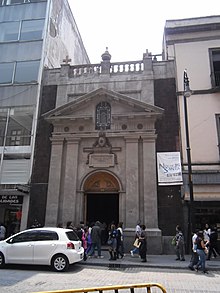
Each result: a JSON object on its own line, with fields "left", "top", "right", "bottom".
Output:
{"left": 0, "top": 227, "right": 84, "bottom": 272}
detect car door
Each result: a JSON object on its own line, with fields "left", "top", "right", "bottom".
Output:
{"left": 6, "top": 231, "right": 36, "bottom": 264}
{"left": 33, "top": 230, "right": 58, "bottom": 265}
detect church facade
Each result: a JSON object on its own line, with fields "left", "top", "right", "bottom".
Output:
{"left": 28, "top": 50, "right": 181, "bottom": 253}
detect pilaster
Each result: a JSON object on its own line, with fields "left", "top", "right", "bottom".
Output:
{"left": 125, "top": 136, "right": 139, "bottom": 228}
{"left": 61, "top": 138, "right": 80, "bottom": 225}
{"left": 45, "top": 137, "right": 64, "bottom": 226}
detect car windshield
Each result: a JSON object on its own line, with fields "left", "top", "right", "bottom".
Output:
{"left": 66, "top": 230, "right": 79, "bottom": 241}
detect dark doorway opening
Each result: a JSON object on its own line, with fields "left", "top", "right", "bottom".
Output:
{"left": 86, "top": 193, "right": 119, "bottom": 227}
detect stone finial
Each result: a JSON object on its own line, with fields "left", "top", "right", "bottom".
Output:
{"left": 101, "top": 47, "right": 111, "bottom": 61}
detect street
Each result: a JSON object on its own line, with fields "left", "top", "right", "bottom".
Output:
{"left": 0, "top": 264, "right": 220, "bottom": 293}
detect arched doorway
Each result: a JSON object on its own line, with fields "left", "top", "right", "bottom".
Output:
{"left": 84, "top": 171, "right": 120, "bottom": 229}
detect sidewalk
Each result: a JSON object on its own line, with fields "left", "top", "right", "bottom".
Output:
{"left": 80, "top": 250, "right": 220, "bottom": 271}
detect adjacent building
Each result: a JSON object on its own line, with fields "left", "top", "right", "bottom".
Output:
{"left": 0, "top": 0, "right": 89, "bottom": 235}
{"left": 163, "top": 16, "right": 220, "bottom": 232}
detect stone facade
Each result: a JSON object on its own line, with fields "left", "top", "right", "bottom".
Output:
{"left": 29, "top": 50, "right": 181, "bottom": 254}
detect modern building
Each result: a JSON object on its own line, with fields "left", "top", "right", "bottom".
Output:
{"left": 163, "top": 15, "right": 220, "bottom": 233}
{"left": 0, "top": 0, "right": 89, "bottom": 236}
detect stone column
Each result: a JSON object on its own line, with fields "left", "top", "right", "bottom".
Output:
{"left": 45, "top": 137, "right": 64, "bottom": 226}
{"left": 142, "top": 134, "right": 162, "bottom": 254}
{"left": 125, "top": 136, "right": 139, "bottom": 228}
{"left": 61, "top": 137, "right": 80, "bottom": 225}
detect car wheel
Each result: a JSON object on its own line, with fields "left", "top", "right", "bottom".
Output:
{"left": 51, "top": 254, "right": 69, "bottom": 272}
{"left": 0, "top": 252, "right": 5, "bottom": 268}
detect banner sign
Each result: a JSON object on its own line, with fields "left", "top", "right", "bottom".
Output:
{"left": 0, "top": 195, "right": 23, "bottom": 205}
{"left": 157, "top": 152, "right": 183, "bottom": 186}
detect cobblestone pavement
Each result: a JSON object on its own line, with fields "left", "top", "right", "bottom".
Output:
{"left": 0, "top": 264, "right": 220, "bottom": 293}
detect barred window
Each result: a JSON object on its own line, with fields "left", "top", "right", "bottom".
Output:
{"left": 95, "top": 102, "right": 111, "bottom": 130}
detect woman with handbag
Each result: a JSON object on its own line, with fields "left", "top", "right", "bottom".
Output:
{"left": 108, "top": 224, "right": 118, "bottom": 260}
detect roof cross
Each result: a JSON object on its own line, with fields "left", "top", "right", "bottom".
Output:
{"left": 63, "top": 55, "right": 72, "bottom": 64}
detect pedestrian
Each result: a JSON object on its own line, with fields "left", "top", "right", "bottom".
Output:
{"left": 130, "top": 220, "right": 142, "bottom": 257}
{"left": 175, "top": 225, "right": 185, "bottom": 261}
{"left": 0, "top": 222, "right": 6, "bottom": 240}
{"left": 194, "top": 231, "right": 208, "bottom": 274}
{"left": 203, "top": 223, "right": 211, "bottom": 243}
{"left": 87, "top": 221, "right": 104, "bottom": 258}
{"left": 66, "top": 221, "right": 74, "bottom": 229}
{"left": 107, "top": 223, "right": 118, "bottom": 260}
{"left": 138, "top": 231, "right": 147, "bottom": 262}
{"left": 188, "top": 229, "right": 199, "bottom": 270}
{"left": 207, "top": 226, "right": 220, "bottom": 260}
{"left": 116, "top": 222, "right": 124, "bottom": 259}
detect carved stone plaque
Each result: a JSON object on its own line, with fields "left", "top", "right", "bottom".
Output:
{"left": 89, "top": 154, "right": 115, "bottom": 167}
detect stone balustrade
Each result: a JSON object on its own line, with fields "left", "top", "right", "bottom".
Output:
{"left": 66, "top": 49, "right": 162, "bottom": 78}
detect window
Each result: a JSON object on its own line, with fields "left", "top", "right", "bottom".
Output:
{"left": 35, "top": 231, "right": 59, "bottom": 241}
{"left": 9, "top": 231, "right": 37, "bottom": 243}
{"left": 95, "top": 102, "right": 111, "bottom": 130}
{"left": 0, "top": 63, "right": 14, "bottom": 84}
{"left": 0, "top": 19, "right": 44, "bottom": 42}
{"left": 20, "top": 19, "right": 44, "bottom": 41}
{"left": 0, "top": 22, "right": 20, "bottom": 42}
{"left": 0, "top": 60, "right": 40, "bottom": 84}
{"left": 210, "top": 48, "right": 220, "bottom": 87}
{"left": 14, "top": 60, "right": 40, "bottom": 83}
{"left": 5, "top": 107, "right": 34, "bottom": 146}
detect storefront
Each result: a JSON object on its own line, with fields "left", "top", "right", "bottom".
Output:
{"left": 0, "top": 189, "right": 29, "bottom": 237}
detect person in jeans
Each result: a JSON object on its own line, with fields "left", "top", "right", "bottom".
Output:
{"left": 130, "top": 221, "right": 142, "bottom": 256}
{"left": 87, "top": 221, "right": 104, "bottom": 258}
{"left": 194, "top": 231, "right": 208, "bottom": 274}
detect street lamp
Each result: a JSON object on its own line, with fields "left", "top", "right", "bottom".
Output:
{"left": 183, "top": 70, "right": 195, "bottom": 242}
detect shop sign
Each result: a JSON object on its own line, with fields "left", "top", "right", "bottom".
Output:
{"left": 0, "top": 195, "right": 23, "bottom": 204}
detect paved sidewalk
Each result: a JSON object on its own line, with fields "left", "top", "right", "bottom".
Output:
{"left": 81, "top": 250, "right": 220, "bottom": 271}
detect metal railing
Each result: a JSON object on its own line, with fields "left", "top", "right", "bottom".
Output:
{"left": 33, "top": 283, "right": 167, "bottom": 293}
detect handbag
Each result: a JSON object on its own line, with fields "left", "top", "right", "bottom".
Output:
{"left": 107, "top": 238, "right": 113, "bottom": 245}
{"left": 133, "top": 238, "right": 140, "bottom": 248}
{"left": 171, "top": 236, "right": 176, "bottom": 246}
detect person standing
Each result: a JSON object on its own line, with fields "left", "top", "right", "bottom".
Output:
{"left": 175, "top": 225, "right": 185, "bottom": 261}
{"left": 87, "top": 221, "right": 104, "bottom": 258}
{"left": 194, "top": 231, "right": 208, "bottom": 274}
{"left": 207, "top": 226, "right": 220, "bottom": 260}
{"left": 188, "top": 230, "right": 199, "bottom": 270}
{"left": 138, "top": 231, "right": 147, "bottom": 262}
{"left": 130, "top": 221, "right": 142, "bottom": 256}
{"left": 0, "top": 223, "right": 6, "bottom": 240}
{"left": 116, "top": 222, "right": 124, "bottom": 259}
{"left": 108, "top": 224, "right": 118, "bottom": 260}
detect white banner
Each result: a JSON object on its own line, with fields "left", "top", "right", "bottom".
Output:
{"left": 157, "top": 152, "right": 183, "bottom": 186}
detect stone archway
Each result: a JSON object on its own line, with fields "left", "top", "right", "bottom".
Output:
{"left": 83, "top": 172, "right": 120, "bottom": 228}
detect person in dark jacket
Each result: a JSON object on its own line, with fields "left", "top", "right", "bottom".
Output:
{"left": 87, "top": 221, "right": 104, "bottom": 258}
{"left": 207, "top": 226, "right": 220, "bottom": 260}
{"left": 138, "top": 231, "right": 147, "bottom": 262}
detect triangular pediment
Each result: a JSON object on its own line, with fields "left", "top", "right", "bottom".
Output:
{"left": 43, "top": 87, "right": 164, "bottom": 121}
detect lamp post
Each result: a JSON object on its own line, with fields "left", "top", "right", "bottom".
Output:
{"left": 183, "top": 70, "right": 195, "bottom": 242}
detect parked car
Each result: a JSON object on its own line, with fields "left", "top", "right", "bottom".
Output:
{"left": 0, "top": 227, "right": 84, "bottom": 272}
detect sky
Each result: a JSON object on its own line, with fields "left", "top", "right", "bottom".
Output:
{"left": 69, "top": 0, "right": 220, "bottom": 63}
